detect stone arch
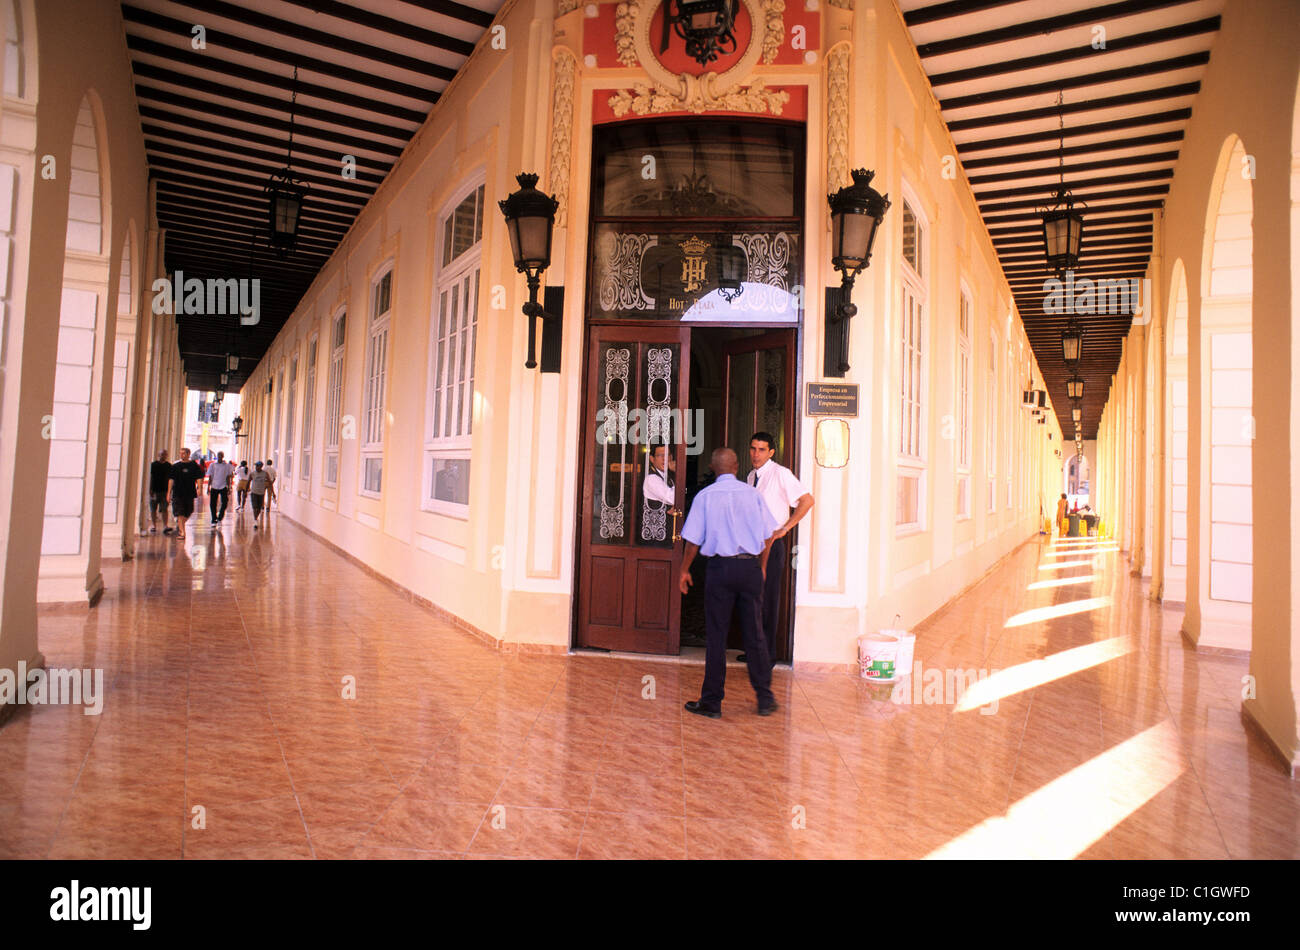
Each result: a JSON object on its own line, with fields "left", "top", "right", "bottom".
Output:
{"left": 1, "top": 0, "right": 35, "bottom": 101}
{"left": 39, "top": 90, "right": 113, "bottom": 605}
{"left": 102, "top": 220, "right": 138, "bottom": 535}
{"left": 1164, "top": 258, "right": 1189, "bottom": 602}
{"left": 1198, "top": 134, "right": 1253, "bottom": 623}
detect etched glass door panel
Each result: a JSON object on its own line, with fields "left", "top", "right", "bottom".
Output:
{"left": 579, "top": 326, "right": 690, "bottom": 654}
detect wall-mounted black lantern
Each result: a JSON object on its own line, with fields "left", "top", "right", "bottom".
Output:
{"left": 661, "top": 0, "right": 739, "bottom": 67}
{"left": 499, "top": 172, "right": 562, "bottom": 372}
{"left": 825, "top": 169, "right": 890, "bottom": 377}
{"left": 231, "top": 415, "right": 244, "bottom": 443}
{"left": 1067, "top": 375, "right": 1084, "bottom": 401}
{"left": 266, "top": 67, "right": 308, "bottom": 258}
{"left": 1061, "top": 318, "right": 1083, "bottom": 367}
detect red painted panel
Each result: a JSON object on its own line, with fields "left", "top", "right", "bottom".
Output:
{"left": 582, "top": 1, "right": 820, "bottom": 70}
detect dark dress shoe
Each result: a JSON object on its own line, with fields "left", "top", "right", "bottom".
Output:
{"left": 684, "top": 700, "right": 720, "bottom": 719}
{"left": 757, "top": 701, "right": 779, "bottom": 717}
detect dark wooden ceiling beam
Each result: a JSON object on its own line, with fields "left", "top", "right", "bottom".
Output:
{"left": 156, "top": 193, "right": 347, "bottom": 240}
{"left": 122, "top": 5, "right": 438, "bottom": 102}
{"left": 918, "top": 0, "right": 1205, "bottom": 58}
{"left": 958, "top": 110, "right": 1192, "bottom": 154}
{"left": 272, "top": 0, "right": 478, "bottom": 57}
{"left": 988, "top": 212, "right": 1153, "bottom": 236}
{"left": 158, "top": 214, "right": 338, "bottom": 254}
{"left": 146, "top": 137, "right": 385, "bottom": 187}
{"left": 980, "top": 184, "right": 1169, "bottom": 214}
{"left": 962, "top": 130, "right": 1184, "bottom": 169}
{"left": 134, "top": 85, "right": 406, "bottom": 158}
{"left": 139, "top": 114, "right": 395, "bottom": 172}
{"left": 983, "top": 199, "right": 1165, "bottom": 224}
{"left": 164, "top": 0, "right": 465, "bottom": 77}
{"left": 126, "top": 36, "right": 430, "bottom": 123}
{"left": 928, "top": 16, "right": 1220, "bottom": 85}
{"left": 975, "top": 168, "right": 1172, "bottom": 200}
{"left": 147, "top": 153, "right": 374, "bottom": 204}
{"left": 152, "top": 174, "right": 360, "bottom": 226}
{"left": 132, "top": 62, "right": 417, "bottom": 141}
{"left": 947, "top": 82, "right": 1200, "bottom": 133}
{"left": 967, "top": 150, "right": 1178, "bottom": 184}
{"left": 939, "top": 51, "right": 1211, "bottom": 110}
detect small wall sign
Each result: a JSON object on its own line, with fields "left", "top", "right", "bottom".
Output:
{"left": 806, "top": 382, "right": 859, "bottom": 417}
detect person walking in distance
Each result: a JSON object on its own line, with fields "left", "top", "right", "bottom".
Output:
{"left": 235, "top": 460, "right": 250, "bottom": 511}
{"left": 206, "top": 451, "right": 234, "bottom": 525}
{"left": 167, "top": 447, "right": 205, "bottom": 541}
{"left": 148, "top": 449, "right": 172, "bottom": 534}
{"left": 679, "top": 447, "right": 780, "bottom": 718}
{"left": 248, "top": 461, "right": 270, "bottom": 529}
{"left": 1056, "top": 493, "right": 1069, "bottom": 538}
{"left": 738, "top": 431, "right": 814, "bottom": 666}
{"left": 263, "top": 458, "right": 278, "bottom": 510}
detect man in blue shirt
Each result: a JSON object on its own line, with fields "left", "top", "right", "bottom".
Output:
{"left": 679, "top": 447, "right": 780, "bottom": 717}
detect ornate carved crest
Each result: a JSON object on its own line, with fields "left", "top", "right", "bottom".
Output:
{"left": 609, "top": 0, "right": 789, "bottom": 116}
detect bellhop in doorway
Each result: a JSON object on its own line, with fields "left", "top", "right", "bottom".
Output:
{"left": 740, "top": 431, "right": 814, "bottom": 667}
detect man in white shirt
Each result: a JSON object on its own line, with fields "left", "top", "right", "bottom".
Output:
{"left": 206, "top": 451, "right": 235, "bottom": 524}
{"left": 739, "top": 431, "right": 814, "bottom": 665}
{"left": 643, "top": 444, "right": 675, "bottom": 506}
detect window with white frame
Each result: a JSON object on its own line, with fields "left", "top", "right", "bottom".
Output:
{"left": 896, "top": 192, "right": 926, "bottom": 531}
{"left": 1005, "top": 332, "right": 1014, "bottom": 507}
{"left": 361, "top": 269, "right": 392, "bottom": 496}
{"left": 324, "top": 310, "right": 346, "bottom": 487}
{"left": 301, "top": 335, "right": 317, "bottom": 480}
{"left": 987, "top": 331, "right": 997, "bottom": 513}
{"left": 425, "top": 182, "right": 484, "bottom": 514}
{"left": 284, "top": 355, "right": 297, "bottom": 481}
{"left": 956, "top": 290, "right": 972, "bottom": 519}
{"left": 273, "top": 368, "right": 284, "bottom": 464}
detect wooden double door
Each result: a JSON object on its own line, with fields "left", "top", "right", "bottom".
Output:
{"left": 576, "top": 324, "right": 796, "bottom": 655}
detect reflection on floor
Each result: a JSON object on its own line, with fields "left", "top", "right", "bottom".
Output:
{"left": 1, "top": 508, "right": 1296, "bottom": 859}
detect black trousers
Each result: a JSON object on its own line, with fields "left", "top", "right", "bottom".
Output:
{"left": 700, "top": 556, "right": 774, "bottom": 711}
{"left": 209, "top": 488, "right": 229, "bottom": 521}
{"left": 761, "top": 536, "right": 785, "bottom": 659}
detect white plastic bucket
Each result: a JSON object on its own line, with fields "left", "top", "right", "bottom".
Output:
{"left": 883, "top": 631, "right": 915, "bottom": 676}
{"left": 858, "top": 632, "right": 900, "bottom": 682}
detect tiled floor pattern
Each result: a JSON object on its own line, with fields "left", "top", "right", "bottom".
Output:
{"left": 1, "top": 507, "right": 1297, "bottom": 859}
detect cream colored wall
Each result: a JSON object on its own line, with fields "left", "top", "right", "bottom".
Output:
{"left": 0, "top": 1, "right": 156, "bottom": 692}
{"left": 1094, "top": 0, "right": 1298, "bottom": 771}
{"left": 241, "top": 0, "right": 1061, "bottom": 663}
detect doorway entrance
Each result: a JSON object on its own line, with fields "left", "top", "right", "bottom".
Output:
{"left": 575, "top": 324, "right": 797, "bottom": 660}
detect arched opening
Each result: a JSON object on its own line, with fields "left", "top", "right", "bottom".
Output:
{"left": 1165, "top": 259, "right": 1189, "bottom": 602}
{"left": 102, "top": 225, "right": 136, "bottom": 534}
{"left": 1200, "top": 136, "right": 1253, "bottom": 616}
{"left": 1142, "top": 304, "right": 1158, "bottom": 578}
{"left": 1064, "top": 451, "right": 1089, "bottom": 508}
{"left": 42, "top": 96, "right": 106, "bottom": 558}
{"left": 2, "top": 0, "right": 28, "bottom": 99}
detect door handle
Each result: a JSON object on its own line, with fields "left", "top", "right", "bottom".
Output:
{"left": 669, "top": 507, "right": 683, "bottom": 543}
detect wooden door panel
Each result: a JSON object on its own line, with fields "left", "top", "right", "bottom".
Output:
{"left": 577, "top": 325, "right": 690, "bottom": 654}
{"left": 588, "top": 556, "right": 625, "bottom": 626}
{"left": 633, "top": 560, "right": 673, "bottom": 629}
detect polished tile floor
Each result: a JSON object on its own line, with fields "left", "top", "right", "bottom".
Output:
{"left": 2, "top": 507, "right": 1296, "bottom": 859}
